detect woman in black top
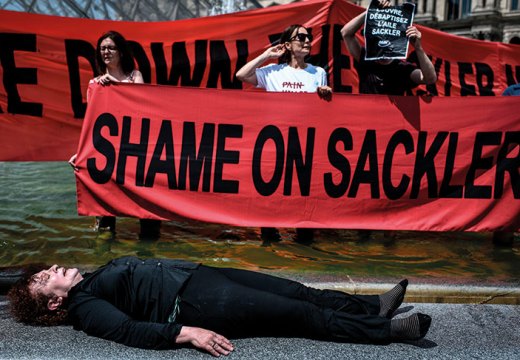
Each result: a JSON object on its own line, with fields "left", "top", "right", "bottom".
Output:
{"left": 8, "top": 256, "right": 431, "bottom": 357}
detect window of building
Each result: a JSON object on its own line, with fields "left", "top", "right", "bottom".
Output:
{"left": 512, "top": 0, "right": 519, "bottom": 10}
{"left": 446, "top": 0, "right": 472, "bottom": 20}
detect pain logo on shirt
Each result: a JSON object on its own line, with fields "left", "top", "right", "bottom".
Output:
{"left": 282, "top": 81, "right": 305, "bottom": 90}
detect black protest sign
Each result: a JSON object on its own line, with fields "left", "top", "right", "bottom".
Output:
{"left": 364, "top": 2, "right": 415, "bottom": 60}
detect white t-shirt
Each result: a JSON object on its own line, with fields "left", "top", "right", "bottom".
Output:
{"left": 256, "top": 63, "right": 327, "bottom": 93}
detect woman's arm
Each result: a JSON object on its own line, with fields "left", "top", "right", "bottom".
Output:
{"left": 132, "top": 69, "right": 144, "bottom": 84}
{"left": 340, "top": 0, "right": 392, "bottom": 62}
{"left": 71, "top": 296, "right": 182, "bottom": 350}
{"left": 340, "top": 11, "right": 366, "bottom": 63}
{"left": 71, "top": 295, "right": 233, "bottom": 355}
{"left": 236, "top": 44, "right": 286, "bottom": 86}
{"left": 316, "top": 67, "right": 332, "bottom": 101}
{"left": 407, "top": 26, "right": 437, "bottom": 85}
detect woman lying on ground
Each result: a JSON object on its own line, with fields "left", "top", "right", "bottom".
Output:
{"left": 8, "top": 256, "right": 431, "bottom": 356}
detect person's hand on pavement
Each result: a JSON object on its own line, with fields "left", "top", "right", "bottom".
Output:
{"left": 175, "top": 326, "right": 234, "bottom": 357}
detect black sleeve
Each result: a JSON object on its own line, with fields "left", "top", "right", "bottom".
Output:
{"left": 71, "top": 296, "right": 182, "bottom": 349}
{"left": 399, "top": 61, "right": 419, "bottom": 86}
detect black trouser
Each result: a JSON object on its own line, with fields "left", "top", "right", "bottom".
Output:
{"left": 97, "top": 216, "right": 161, "bottom": 238}
{"left": 177, "top": 266, "right": 391, "bottom": 344}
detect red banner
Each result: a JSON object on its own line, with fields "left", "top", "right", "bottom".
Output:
{"left": 1, "top": 0, "right": 520, "bottom": 160}
{"left": 75, "top": 83, "right": 520, "bottom": 231}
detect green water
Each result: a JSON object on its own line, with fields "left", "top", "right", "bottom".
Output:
{"left": 0, "top": 162, "right": 519, "bottom": 283}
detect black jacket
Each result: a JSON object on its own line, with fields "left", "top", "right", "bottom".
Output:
{"left": 356, "top": 48, "right": 417, "bottom": 95}
{"left": 68, "top": 256, "right": 199, "bottom": 349}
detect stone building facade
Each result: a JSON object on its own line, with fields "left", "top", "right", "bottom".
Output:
{"left": 344, "top": 0, "right": 520, "bottom": 44}
{"left": 265, "top": 0, "right": 520, "bottom": 44}
{"left": 2, "top": 0, "right": 518, "bottom": 43}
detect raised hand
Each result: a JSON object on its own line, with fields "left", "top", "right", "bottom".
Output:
{"left": 376, "top": 0, "right": 392, "bottom": 8}
{"left": 406, "top": 26, "right": 423, "bottom": 49}
{"left": 263, "top": 44, "right": 286, "bottom": 59}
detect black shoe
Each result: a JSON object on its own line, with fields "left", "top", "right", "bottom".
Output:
{"left": 380, "top": 279, "right": 408, "bottom": 318}
{"left": 261, "top": 227, "right": 281, "bottom": 242}
{"left": 295, "top": 228, "right": 314, "bottom": 244}
{"left": 390, "top": 312, "right": 431, "bottom": 341}
{"left": 139, "top": 219, "right": 161, "bottom": 240}
{"left": 96, "top": 216, "right": 116, "bottom": 233}
{"left": 358, "top": 229, "right": 371, "bottom": 241}
{"left": 389, "top": 279, "right": 408, "bottom": 318}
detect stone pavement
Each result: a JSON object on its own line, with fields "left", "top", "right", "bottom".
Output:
{"left": 1, "top": 299, "right": 519, "bottom": 360}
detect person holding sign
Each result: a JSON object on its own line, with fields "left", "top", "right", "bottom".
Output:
{"left": 68, "top": 31, "right": 161, "bottom": 240}
{"left": 341, "top": 0, "right": 437, "bottom": 95}
{"left": 236, "top": 25, "right": 332, "bottom": 243}
{"left": 341, "top": 1, "right": 437, "bottom": 240}
{"left": 8, "top": 256, "right": 432, "bottom": 356}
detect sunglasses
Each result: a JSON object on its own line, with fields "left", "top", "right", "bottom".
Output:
{"left": 289, "top": 33, "right": 313, "bottom": 42}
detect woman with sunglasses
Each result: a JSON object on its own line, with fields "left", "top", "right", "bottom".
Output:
{"left": 237, "top": 24, "right": 331, "bottom": 99}
{"left": 68, "top": 31, "right": 160, "bottom": 239}
{"left": 237, "top": 25, "right": 331, "bottom": 243}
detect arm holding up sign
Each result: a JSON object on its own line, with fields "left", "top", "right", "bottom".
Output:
{"left": 341, "top": 0, "right": 392, "bottom": 63}
{"left": 340, "top": 11, "right": 366, "bottom": 63}
{"left": 341, "top": 0, "right": 437, "bottom": 92}
{"left": 406, "top": 26, "right": 437, "bottom": 85}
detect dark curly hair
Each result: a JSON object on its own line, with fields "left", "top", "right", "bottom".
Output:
{"left": 7, "top": 264, "right": 70, "bottom": 326}
{"left": 95, "top": 30, "right": 136, "bottom": 76}
{"left": 279, "top": 24, "right": 307, "bottom": 64}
